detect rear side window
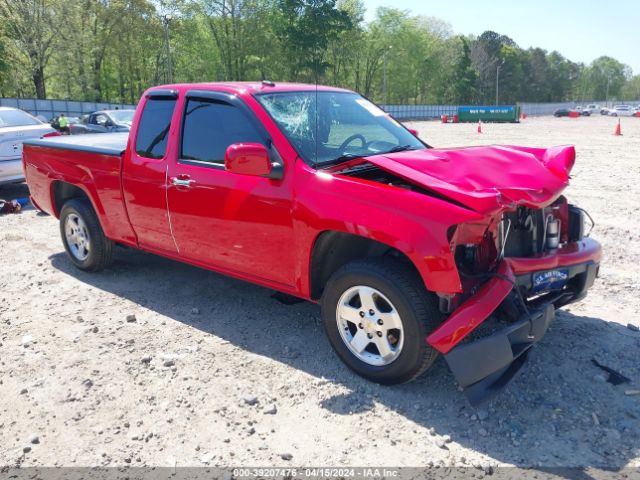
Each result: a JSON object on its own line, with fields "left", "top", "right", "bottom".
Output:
{"left": 94, "top": 114, "right": 107, "bottom": 125}
{"left": 135, "top": 98, "right": 177, "bottom": 159}
{"left": 180, "top": 99, "right": 264, "bottom": 165}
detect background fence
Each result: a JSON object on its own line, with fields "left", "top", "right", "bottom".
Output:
{"left": 517, "top": 100, "right": 615, "bottom": 116}
{"left": 0, "top": 98, "right": 136, "bottom": 121}
{"left": 382, "top": 100, "right": 615, "bottom": 120}
{"left": 0, "top": 97, "right": 625, "bottom": 122}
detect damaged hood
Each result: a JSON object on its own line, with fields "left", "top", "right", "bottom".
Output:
{"left": 364, "top": 145, "right": 576, "bottom": 214}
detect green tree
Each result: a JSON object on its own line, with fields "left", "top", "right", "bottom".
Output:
{"left": 585, "top": 56, "right": 630, "bottom": 101}
{"left": 274, "top": 0, "right": 352, "bottom": 82}
{"left": 446, "top": 36, "right": 477, "bottom": 104}
{"left": 0, "top": 21, "right": 10, "bottom": 96}
{"left": 470, "top": 31, "right": 517, "bottom": 103}
{"left": 363, "top": 8, "right": 447, "bottom": 104}
{"left": 0, "top": 0, "right": 61, "bottom": 98}
{"left": 200, "top": 0, "right": 271, "bottom": 81}
{"left": 621, "top": 75, "right": 640, "bottom": 101}
{"left": 326, "top": 0, "right": 365, "bottom": 88}
{"left": 0, "top": 0, "right": 636, "bottom": 105}
{"left": 546, "top": 51, "right": 580, "bottom": 102}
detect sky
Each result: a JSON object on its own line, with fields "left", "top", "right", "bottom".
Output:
{"left": 362, "top": 0, "right": 640, "bottom": 75}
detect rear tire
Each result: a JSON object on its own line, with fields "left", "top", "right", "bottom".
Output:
{"left": 321, "top": 257, "right": 443, "bottom": 385}
{"left": 60, "top": 198, "right": 114, "bottom": 271}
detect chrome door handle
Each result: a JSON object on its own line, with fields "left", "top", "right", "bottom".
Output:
{"left": 170, "top": 177, "right": 195, "bottom": 187}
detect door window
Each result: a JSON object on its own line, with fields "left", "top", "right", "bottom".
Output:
{"left": 180, "top": 99, "right": 264, "bottom": 165}
{"left": 135, "top": 97, "right": 177, "bottom": 159}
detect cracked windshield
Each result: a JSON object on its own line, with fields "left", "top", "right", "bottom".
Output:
{"left": 256, "top": 91, "right": 424, "bottom": 166}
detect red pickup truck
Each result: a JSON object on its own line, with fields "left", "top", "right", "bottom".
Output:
{"left": 23, "top": 82, "right": 601, "bottom": 404}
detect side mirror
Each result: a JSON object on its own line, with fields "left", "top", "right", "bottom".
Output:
{"left": 224, "top": 143, "right": 283, "bottom": 180}
{"left": 105, "top": 119, "right": 114, "bottom": 127}
{"left": 407, "top": 128, "right": 419, "bottom": 137}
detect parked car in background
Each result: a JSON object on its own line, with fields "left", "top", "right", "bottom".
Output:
{"left": 584, "top": 104, "right": 599, "bottom": 114}
{"left": 610, "top": 105, "right": 635, "bottom": 117}
{"left": 578, "top": 107, "right": 591, "bottom": 116}
{"left": 600, "top": 107, "right": 611, "bottom": 115}
{"left": 553, "top": 108, "right": 576, "bottom": 117}
{"left": 0, "top": 107, "right": 58, "bottom": 184}
{"left": 50, "top": 115, "right": 82, "bottom": 131}
{"left": 70, "top": 109, "right": 135, "bottom": 134}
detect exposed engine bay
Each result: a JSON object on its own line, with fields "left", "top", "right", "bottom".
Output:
{"left": 451, "top": 197, "right": 590, "bottom": 280}
{"left": 338, "top": 160, "right": 594, "bottom": 317}
{"left": 499, "top": 199, "right": 589, "bottom": 257}
{"left": 337, "top": 162, "right": 475, "bottom": 209}
{"left": 338, "top": 162, "right": 426, "bottom": 192}
{"left": 339, "top": 163, "right": 590, "bottom": 263}
{"left": 337, "top": 162, "right": 594, "bottom": 310}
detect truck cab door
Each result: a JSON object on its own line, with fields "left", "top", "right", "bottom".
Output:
{"left": 122, "top": 91, "right": 179, "bottom": 254}
{"left": 166, "top": 90, "right": 296, "bottom": 288}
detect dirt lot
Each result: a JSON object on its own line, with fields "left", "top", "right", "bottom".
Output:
{"left": 1, "top": 115, "right": 639, "bottom": 470}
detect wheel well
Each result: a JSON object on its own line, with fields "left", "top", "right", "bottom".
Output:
{"left": 309, "top": 231, "right": 417, "bottom": 300}
{"left": 52, "top": 181, "right": 89, "bottom": 216}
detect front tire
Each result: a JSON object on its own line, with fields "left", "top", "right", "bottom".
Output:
{"left": 321, "top": 258, "right": 443, "bottom": 385}
{"left": 60, "top": 198, "right": 114, "bottom": 271}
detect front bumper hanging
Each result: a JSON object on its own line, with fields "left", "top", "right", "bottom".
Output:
{"left": 426, "top": 238, "right": 601, "bottom": 405}
{"left": 444, "top": 303, "right": 555, "bottom": 405}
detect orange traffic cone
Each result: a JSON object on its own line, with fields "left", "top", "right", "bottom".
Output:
{"left": 521, "top": 112, "right": 527, "bottom": 120}
{"left": 614, "top": 119, "right": 622, "bottom": 136}
{"left": 477, "top": 120, "right": 482, "bottom": 134}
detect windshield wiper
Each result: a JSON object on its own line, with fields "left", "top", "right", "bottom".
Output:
{"left": 314, "top": 145, "right": 418, "bottom": 169}
{"left": 314, "top": 153, "right": 362, "bottom": 169}
{"left": 380, "top": 144, "right": 417, "bottom": 154}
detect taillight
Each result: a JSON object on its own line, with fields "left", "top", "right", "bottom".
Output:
{"left": 42, "top": 131, "right": 62, "bottom": 138}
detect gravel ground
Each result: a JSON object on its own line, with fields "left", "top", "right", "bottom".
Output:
{"left": 0, "top": 115, "right": 639, "bottom": 470}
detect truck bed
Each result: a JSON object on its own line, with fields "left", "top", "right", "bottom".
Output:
{"left": 24, "top": 132, "right": 129, "bottom": 156}
{"left": 22, "top": 132, "right": 137, "bottom": 245}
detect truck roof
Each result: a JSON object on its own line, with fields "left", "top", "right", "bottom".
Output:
{"left": 146, "top": 81, "right": 353, "bottom": 96}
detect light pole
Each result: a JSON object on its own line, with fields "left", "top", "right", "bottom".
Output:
{"left": 383, "top": 45, "right": 392, "bottom": 105}
{"left": 162, "top": 14, "right": 173, "bottom": 83}
{"left": 606, "top": 74, "right": 611, "bottom": 105}
{"left": 495, "top": 60, "right": 504, "bottom": 106}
